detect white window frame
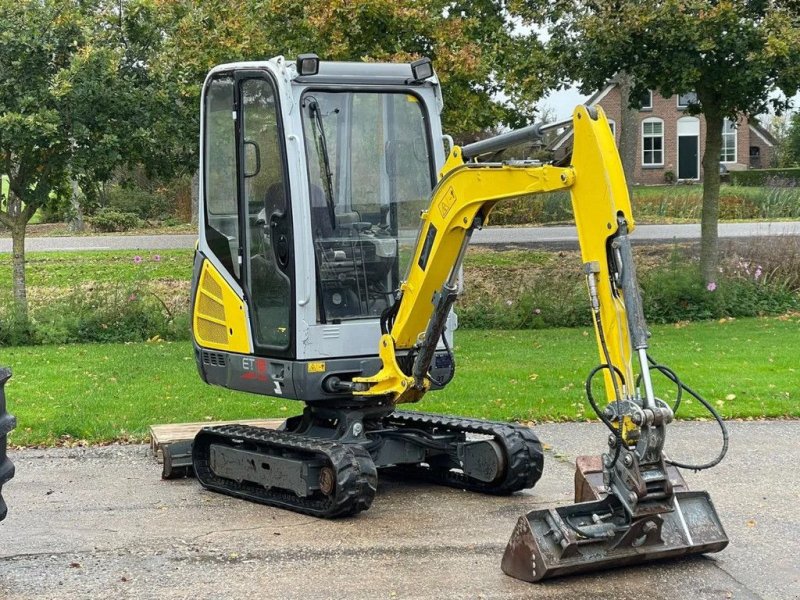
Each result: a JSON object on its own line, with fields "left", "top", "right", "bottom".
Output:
{"left": 677, "top": 92, "right": 697, "bottom": 109}
{"left": 607, "top": 119, "right": 616, "bottom": 137}
{"left": 720, "top": 119, "right": 737, "bottom": 164}
{"left": 641, "top": 117, "right": 664, "bottom": 167}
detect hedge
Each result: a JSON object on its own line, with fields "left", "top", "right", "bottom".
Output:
{"left": 729, "top": 168, "right": 800, "bottom": 187}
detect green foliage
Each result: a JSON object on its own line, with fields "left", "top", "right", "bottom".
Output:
{"left": 784, "top": 112, "right": 800, "bottom": 167}
{"left": 458, "top": 243, "right": 799, "bottom": 330}
{"left": 1, "top": 245, "right": 797, "bottom": 346}
{"left": 106, "top": 186, "right": 172, "bottom": 219}
{"left": 89, "top": 209, "right": 142, "bottom": 233}
{"left": 487, "top": 191, "right": 573, "bottom": 226}
{"left": 156, "top": 0, "right": 556, "bottom": 145}
{"left": 0, "top": 0, "right": 179, "bottom": 314}
{"left": 632, "top": 184, "right": 800, "bottom": 221}
{"left": 0, "top": 250, "right": 193, "bottom": 289}
{"left": 0, "top": 284, "right": 190, "bottom": 347}
{"left": 729, "top": 168, "right": 800, "bottom": 187}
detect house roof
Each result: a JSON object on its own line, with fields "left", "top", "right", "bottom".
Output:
{"left": 749, "top": 120, "right": 776, "bottom": 147}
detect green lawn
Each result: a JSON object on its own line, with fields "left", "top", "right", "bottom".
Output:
{"left": 2, "top": 317, "right": 796, "bottom": 447}
{"left": 0, "top": 249, "right": 194, "bottom": 291}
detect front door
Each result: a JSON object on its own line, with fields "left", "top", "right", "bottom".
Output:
{"left": 677, "top": 117, "right": 700, "bottom": 181}
{"left": 678, "top": 136, "right": 699, "bottom": 180}
{"left": 237, "top": 72, "right": 294, "bottom": 355}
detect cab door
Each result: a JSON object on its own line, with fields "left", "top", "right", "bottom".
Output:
{"left": 236, "top": 71, "right": 295, "bottom": 358}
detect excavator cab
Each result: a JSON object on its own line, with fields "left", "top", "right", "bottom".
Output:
{"left": 192, "top": 56, "right": 454, "bottom": 400}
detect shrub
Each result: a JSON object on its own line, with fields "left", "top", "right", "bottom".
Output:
{"left": 90, "top": 209, "right": 141, "bottom": 232}
{"left": 488, "top": 191, "right": 573, "bottom": 225}
{"left": 729, "top": 168, "right": 800, "bottom": 187}
{"left": 0, "top": 284, "right": 191, "bottom": 347}
{"left": 663, "top": 171, "right": 676, "bottom": 184}
{"left": 106, "top": 186, "right": 172, "bottom": 219}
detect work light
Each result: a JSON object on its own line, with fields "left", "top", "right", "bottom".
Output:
{"left": 410, "top": 57, "right": 433, "bottom": 82}
{"left": 296, "top": 53, "right": 320, "bottom": 76}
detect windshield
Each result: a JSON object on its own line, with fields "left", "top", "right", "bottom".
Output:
{"left": 302, "top": 91, "right": 434, "bottom": 322}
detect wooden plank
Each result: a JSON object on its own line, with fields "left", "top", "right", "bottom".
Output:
{"left": 150, "top": 418, "right": 285, "bottom": 460}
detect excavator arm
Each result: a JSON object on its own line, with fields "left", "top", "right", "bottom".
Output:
{"left": 354, "top": 105, "right": 633, "bottom": 413}
{"left": 355, "top": 105, "right": 728, "bottom": 582}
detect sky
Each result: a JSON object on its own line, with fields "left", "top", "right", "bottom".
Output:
{"left": 537, "top": 87, "right": 591, "bottom": 121}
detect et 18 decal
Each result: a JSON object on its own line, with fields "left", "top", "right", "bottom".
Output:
{"left": 241, "top": 357, "right": 283, "bottom": 395}
{"left": 242, "top": 357, "right": 268, "bottom": 382}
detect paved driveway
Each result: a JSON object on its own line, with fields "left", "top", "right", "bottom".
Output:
{"left": 0, "top": 420, "right": 796, "bottom": 599}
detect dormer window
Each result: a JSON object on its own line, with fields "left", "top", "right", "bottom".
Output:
{"left": 677, "top": 92, "right": 698, "bottom": 109}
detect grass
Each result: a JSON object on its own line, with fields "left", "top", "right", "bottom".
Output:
{"left": 2, "top": 316, "right": 796, "bottom": 447}
{"left": 0, "top": 249, "right": 194, "bottom": 291}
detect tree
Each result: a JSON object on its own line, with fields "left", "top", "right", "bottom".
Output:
{"left": 784, "top": 112, "right": 800, "bottom": 167}
{"left": 153, "top": 0, "right": 556, "bottom": 150}
{"left": 529, "top": 0, "right": 800, "bottom": 282}
{"left": 0, "top": 0, "right": 166, "bottom": 317}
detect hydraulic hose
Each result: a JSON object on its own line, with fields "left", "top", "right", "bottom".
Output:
{"left": 645, "top": 353, "right": 729, "bottom": 471}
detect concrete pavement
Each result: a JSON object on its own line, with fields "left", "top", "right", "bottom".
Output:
{"left": 0, "top": 420, "right": 796, "bottom": 599}
{"left": 2, "top": 221, "right": 799, "bottom": 253}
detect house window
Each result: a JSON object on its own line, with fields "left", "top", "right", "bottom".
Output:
{"left": 636, "top": 89, "right": 653, "bottom": 110}
{"left": 607, "top": 119, "right": 616, "bottom": 137}
{"left": 677, "top": 92, "right": 698, "bottom": 109}
{"left": 642, "top": 118, "right": 664, "bottom": 166}
{"left": 720, "top": 119, "right": 737, "bottom": 163}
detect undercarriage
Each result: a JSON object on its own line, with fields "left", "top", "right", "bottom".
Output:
{"left": 171, "top": 405, "right": 543, "bottom": 518}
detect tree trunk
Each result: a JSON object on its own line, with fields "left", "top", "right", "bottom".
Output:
{"left": 10, "top": 223, "right": 27, "bottom": 317}
{"left": 701, "top": 113, "right": 723, "bottom": 284}
{"left": 68, "top": 179, "right": 85, "bottom": 233}
{"left": 616, "top": 72, "right": 638, "bottom": 199}
{"left": 190, "top": 170, "right": 199, "bottom": 226}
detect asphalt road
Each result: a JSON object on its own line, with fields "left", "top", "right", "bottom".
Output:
{"left": 2, "top": 221, "right": 799, "bottom": 253}
{"left": 0, "top": 420, "right": 796, "bottom": 599}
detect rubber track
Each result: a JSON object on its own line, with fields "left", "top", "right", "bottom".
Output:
{"left": 381, "top": 410, "right": 544, "bottom": 494}
{"left": 193, "top": 424, "right": 377, "bottom": 518}
{"left": 0, "top": 368, "right": 15, "bottom": 522}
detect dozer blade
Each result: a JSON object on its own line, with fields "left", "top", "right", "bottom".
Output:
{"left": 501, "top": 490, "right": 728, "bottom": 582}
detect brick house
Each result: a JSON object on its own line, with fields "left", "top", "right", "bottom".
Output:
{"left": 551, "top": 83, "right": 777, "bottom": 184}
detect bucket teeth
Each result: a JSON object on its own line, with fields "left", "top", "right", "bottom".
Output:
{"left": 501, "top": 490, "right": 728, "bottom": 582}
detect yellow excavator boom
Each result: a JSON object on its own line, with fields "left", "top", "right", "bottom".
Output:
{"left": 354, "top": 105, "right": 633, "bottom": 408}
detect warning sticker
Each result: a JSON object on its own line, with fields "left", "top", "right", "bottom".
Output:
{"left": 438, "top": 186, "right": 456, "bottom": 219}
{"left": 308, "top": 362, "right": 326, "bottom": 373}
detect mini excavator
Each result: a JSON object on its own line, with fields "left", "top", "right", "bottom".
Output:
{"left": 181, "top": 54, "right": 729, "bottom": 580}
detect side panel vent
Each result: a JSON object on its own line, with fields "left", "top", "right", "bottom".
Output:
{"left": 191, "top": 258, "right": 250, "bottom": 353}
{"left": 195, "top": 264, "right": 229, "bottom": 346}
{"left": 202, "top": 351, "right": 227, "bottom": 367}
